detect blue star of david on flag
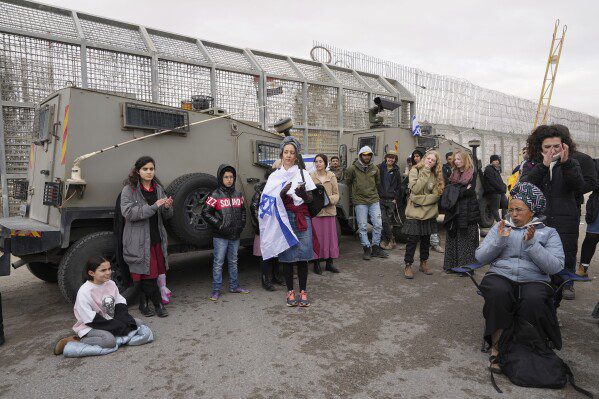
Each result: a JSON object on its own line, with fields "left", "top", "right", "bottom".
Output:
{"left": 259, "top": 194, "right": 277, "bottom": 219}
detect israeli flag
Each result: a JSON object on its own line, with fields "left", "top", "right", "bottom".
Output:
{"left": 412, "top": 115, "right": 422, "bottom": 137}
{"left": 258, "top": 168, "right": 299, "bottom": 260}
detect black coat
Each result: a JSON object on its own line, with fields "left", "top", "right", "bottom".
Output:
{"left": 442, "top": 163, "right": 452, "bottom": 186}
{"left": 571, "top": 151, "right": 597, "bottom": 207}
{"left": 378, "top": 162, "right": 402, "bottom": 200}
{"left": 250, "top": 182, "right": 266, "bottom": 235}
{"left": 201, "top": 164, "right": 247, "bottom": 240}
{"left": 442, "top": 173, "right": 480, "bottom": 231}
{"left": 520, "top": 158, "right": 584, "bottom": 267}
{"left": 483, "top": 164, "right": 507, "bottom": 195}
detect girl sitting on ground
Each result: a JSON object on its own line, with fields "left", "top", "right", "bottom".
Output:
{"left": 54, "top": 256, "right": 140, "bottom": 355}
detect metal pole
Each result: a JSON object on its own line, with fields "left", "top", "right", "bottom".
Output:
{"left": 0, "top": 91, "right": 9, "bottom": 216}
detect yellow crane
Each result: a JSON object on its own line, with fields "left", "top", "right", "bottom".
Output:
{"left": 533, "top": 19, "right": 567, "bottom": 128}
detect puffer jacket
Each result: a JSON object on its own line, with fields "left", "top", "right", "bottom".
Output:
{"left": 344, "top": 159, "right": 380, "bottom": 205}
{"left": 475, "top": 217, "right": 564, "bottom": 283}
{"left": 310, "top": 170, "right": 339, "bottom": 217}
{"left": 405, "top": 167, "right": 440, "bottom": 221}
{"left": 201, "top": 164, "right": 247, "bottom": 240}
{"left": 250, "top": 181, "right": 265, "bottom": 235}
{"left": 120, "top": 182, "right": 173, "bottom": 276}
{"left": 444, "top": 172, "right": 480, "bottom": 231}
{"left": 378, "top": 161, "right": 402, "bottom": 200}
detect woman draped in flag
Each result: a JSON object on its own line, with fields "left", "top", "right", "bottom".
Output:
{"left": 259, "top": 136, "right": 316, "bottom": 307}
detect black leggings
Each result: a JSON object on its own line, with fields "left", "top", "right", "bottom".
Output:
{"left": 580, "top": 232, "right": 599, "bottom": 265}
{"left": 404, "top": 234, "right": 430, "bottom": 264}
{"left": 282, "top": 261, "right": 308, "bottom": 292}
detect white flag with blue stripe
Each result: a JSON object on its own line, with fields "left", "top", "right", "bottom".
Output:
{"left": 412, "top": 115, "right": 422, "bottom": 137}
{"left": 258, "top": 167, "right": 299, "bottom": 260}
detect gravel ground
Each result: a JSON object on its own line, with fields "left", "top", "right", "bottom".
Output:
{"left": 0, "top": 228, "right": 597, "bottom": 399}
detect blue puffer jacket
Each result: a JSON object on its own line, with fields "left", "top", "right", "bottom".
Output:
{"left": 475, "top": 218, "right": 564, "bottom": 283}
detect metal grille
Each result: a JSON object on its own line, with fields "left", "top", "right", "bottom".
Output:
{"left": 265, "top": 79, "right": 303, "bottom": 127}
{"left": 329, "top": 68, "right": 366, "bottom": 90}
{"left": 307, "top": 129, "right": 339, "bottom": 155}
{"left": 86, "top": 47, "right": 152, "bottom": 100}
{"left": 123, "top": 102, "right": 189, "bottom": 133}
{"left": 3, "top": 179, "right": 25, "bottom": 215}
{"left": 204, "top": 43, "right": 253, "bottom": 71}
{"left": 294, "top": 59, "right": 335, "bottom": 84}
{"left": 158, "top": 60, "right": 211, "bottom": 107}
{"left": 307, "top": 84, "right": 338, "bottom": 128}
{"left": 150, "top": 33, "right": 207, "bottom": 63}
{"left": 343, "top": 89, "right": 368, "bottom": 130}
{"left": 0, "top": 33, "right": 81, "bottom": 103}
{"left": 0, "top": 2, "right": 78, "bottom": 40}
{"left": 215, "top": 69, "right": 259, "bottom": 122}
{"left": 255, "top": 139, "right": 280, "bottom": 167}
{"left": 80, "top": 17, "right": 147, "bottom": 52}
{"left": 254, "top": 54, "right": 298, "bottom": 79}
{"left": 359, "top": 74, "right": 390, "bottom": 94}
{"left": 2, "top": 106, "right": 33, "bottom": 174}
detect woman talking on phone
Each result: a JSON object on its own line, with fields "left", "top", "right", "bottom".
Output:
{"left": 520, "top": 125, "right": 584, "bottom": 301}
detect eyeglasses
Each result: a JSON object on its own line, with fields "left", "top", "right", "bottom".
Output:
{"left": 508, "top": 208, "right": 527, "bottom": 214}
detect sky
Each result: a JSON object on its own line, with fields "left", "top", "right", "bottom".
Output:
{"left": 39, "top": 0, "right": 599, "bottom": 117}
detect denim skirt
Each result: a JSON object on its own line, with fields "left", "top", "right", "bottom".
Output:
{"left": 279, "top": 211, "right": 313, "bottom": 263}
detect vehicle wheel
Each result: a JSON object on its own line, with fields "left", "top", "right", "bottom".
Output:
{"left": 27, "top": 262, "right": 58, "bottom": 283}
{"left": 58, "top": 231, "right": 124, "bottom": 302}
{"left": 478, "top": 196, "right": 495, "bottom": 228}
{"left": 165, "top": 173, "right": 218, "bottom": 247}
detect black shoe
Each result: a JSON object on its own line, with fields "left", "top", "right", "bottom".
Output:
{"left": 148, "top": 286, "right": 169, "bottom": 317}
{"left": 325, "top": 259, "right": 339, "bottom": 273}
{"left": 154, "top": 303, "right": 169, "bottom": 317}
{"left": 313, "top": 261, "right": 323, "bottom": 275}
{"left": 261, "top": 275, "right": 276, "bottom": 291}
{"left": 562, "top": 286, "right": 575, "bottom": 300}
{"left": 138, "top": 293, "right": 155, "bottom": 317}
{"left": 371, "top": 244, "right": 389, "bottom": 258}
{"left": 363, "top": 246, "right": 372, "bottom": 260}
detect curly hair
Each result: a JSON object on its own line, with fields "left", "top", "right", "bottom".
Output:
{"left": 526, "top": 124, "right": 576, "bottom": 163}
{"left": 124, "top": 155, "right": 163, "bottom": 188}
{"left": 415, "top": 150, "right": 445, "bottom": 194}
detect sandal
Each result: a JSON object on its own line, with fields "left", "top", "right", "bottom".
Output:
{"left": 488, "top": 355, "right": 502, "bottom": 374}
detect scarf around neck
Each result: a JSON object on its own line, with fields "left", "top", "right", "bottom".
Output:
{"left": 449, "top": 167, "right": 474, "bottom": 186}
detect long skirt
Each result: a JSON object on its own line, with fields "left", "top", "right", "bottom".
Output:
{"left": 131, "top": 243, "right": 166, "bottom": 281}
{"left": 312, "top": 216, "right": 339, "bottom": 260}
{"left": 443, "top": 224, "right": 479, "bottom": 270}
{"left": 479, "top": 273, "right": 561, "bottom": 348}
{"left": 279, "top": 211, "right": 313, "bottom": 263}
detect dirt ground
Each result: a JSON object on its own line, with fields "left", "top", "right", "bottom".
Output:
{"left": 0, "top": 227, "right": 597, "bottom": 399}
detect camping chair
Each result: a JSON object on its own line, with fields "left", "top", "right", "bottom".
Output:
{"left": 451, "top": 263, "right": 592, "bottom": 352}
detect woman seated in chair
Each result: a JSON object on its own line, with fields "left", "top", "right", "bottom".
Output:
{"left": 475, "top": 182, "right": 564, "bottom": 373}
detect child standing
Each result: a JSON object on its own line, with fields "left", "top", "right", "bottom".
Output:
{"left": 202, "top": 164, "right": 249, "bottom": 300}
{"left": 54, "top": 257, "right": 139, "bottom": 355}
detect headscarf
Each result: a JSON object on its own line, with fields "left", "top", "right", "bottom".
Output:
{"left": 280, "top": 135, "right": 302, "bottom": 154}
{"left": 510, "top": 182, "right": 547, "bottom": 215}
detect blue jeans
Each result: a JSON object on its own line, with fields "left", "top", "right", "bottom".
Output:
{"left": 355, "top": 203, "right": 382, "bottom": 247}
{"left": 212, "top": 238, "right": 240, "bottom": 291}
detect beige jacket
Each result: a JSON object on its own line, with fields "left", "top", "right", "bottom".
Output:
{"left": 405, "top": 167, "right": 441, "bottom": 221}
{"left": 310, "top": 171, "right": 339, "bottom": 217}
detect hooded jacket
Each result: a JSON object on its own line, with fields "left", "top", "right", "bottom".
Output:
{"left": 201, "top": 164, "right": 247, "bottom": 240}
{"left": 344, "top": 146, "right": 381, "bottom": 205}
{"left": 475, "top": 217, "right": 564, "bottom": 283}
{"left": 378, "top": 157, "right": 402, "bottom": 200}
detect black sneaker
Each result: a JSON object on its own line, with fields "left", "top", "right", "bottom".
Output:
{"left": 562, "top": 286, "right": 575, "bottom": 300}
{"left": 371, "top": 244, "right": 389, "bottom": 258}
{"left": 363, "top": 246, "right": 371, "bottom": 260}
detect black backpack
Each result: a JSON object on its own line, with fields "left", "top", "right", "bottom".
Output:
{"left": 495, "top": 319, "right": 593, "bottom": 397}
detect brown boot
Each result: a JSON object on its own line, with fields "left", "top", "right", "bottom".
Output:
{"left": 404, "top": 264, "right": 414, "bottom": 279}
{"left": 419, "top": 260, "right": 433, "bottom": 275}
{"left": 380, "top": 240, "right": 391, "bottom": 250}
{"left": 53, "top": 335, "right": 79, "bottom": 355}
{"left": 575, "top": 263, "right": 589, "bottom": 278}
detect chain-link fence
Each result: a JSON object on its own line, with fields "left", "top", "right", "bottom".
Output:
{"left": 0, "top": 0, "right": 413, "bottom": 216}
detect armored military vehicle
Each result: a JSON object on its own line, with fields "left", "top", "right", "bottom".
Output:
{"left": 0, "top": 87, "right": 285, "bottom": 302}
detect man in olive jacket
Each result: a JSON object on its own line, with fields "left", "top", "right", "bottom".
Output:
{"left": 345, "top": 146, "right": 389, "bottom": 260}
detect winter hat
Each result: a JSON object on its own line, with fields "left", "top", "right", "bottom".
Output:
{"left": 490, "top": 154, "right": 501, "bottom": 163}
{"left": 280, "top": 135, "right": 302, "bottom": 154}
{"left": 510, "top": 182, "right": 547, "bottom": 215}
{"left": 358, "top": 146, "right": 373, "bottom": 156}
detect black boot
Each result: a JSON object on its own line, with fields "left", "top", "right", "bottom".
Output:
{"left": 363, "top": 246, "right": 372, "bottom": 260}
{"left": 261, "top": 274, "right": 276, "bottom": 291}
{"left": 325, "top": 258, "right": 339, "bottom": 273}
{"left": 149, "top": 283, "right": 168, "bottom": 317}
{"left": 371, "top": 244, "right": 389, "bottom": 258}
{"left": 139, "top": 280, "right": 155, "bottom": 317}
{"left": 271, "top": 261, "right": 284, "bottom": 285}
{"left": 313, "top": 260, "right": 323, "bottom": 275}
{"left": 0, "top": 291, "right": 5, "bottom": 346}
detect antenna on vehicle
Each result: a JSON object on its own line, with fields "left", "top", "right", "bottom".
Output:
{"left": 66, "top": 106, "right": 267, "bottom": 198}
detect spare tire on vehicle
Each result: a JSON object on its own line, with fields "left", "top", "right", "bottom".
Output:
{"left": 27, "top": 262, "right": 59, "bottom": 283}
{"left": 165, "top": 173, "right": 218, "bottom": 248}
{"left": 478, "top": 196, "right": 495, "bottom": 228}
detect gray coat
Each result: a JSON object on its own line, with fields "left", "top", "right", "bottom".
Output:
{"left": 475, "top": 217, "right": 564, "bottom": 283}
{"left": 120, "top": 184, "right": 173, "bottom": 275}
